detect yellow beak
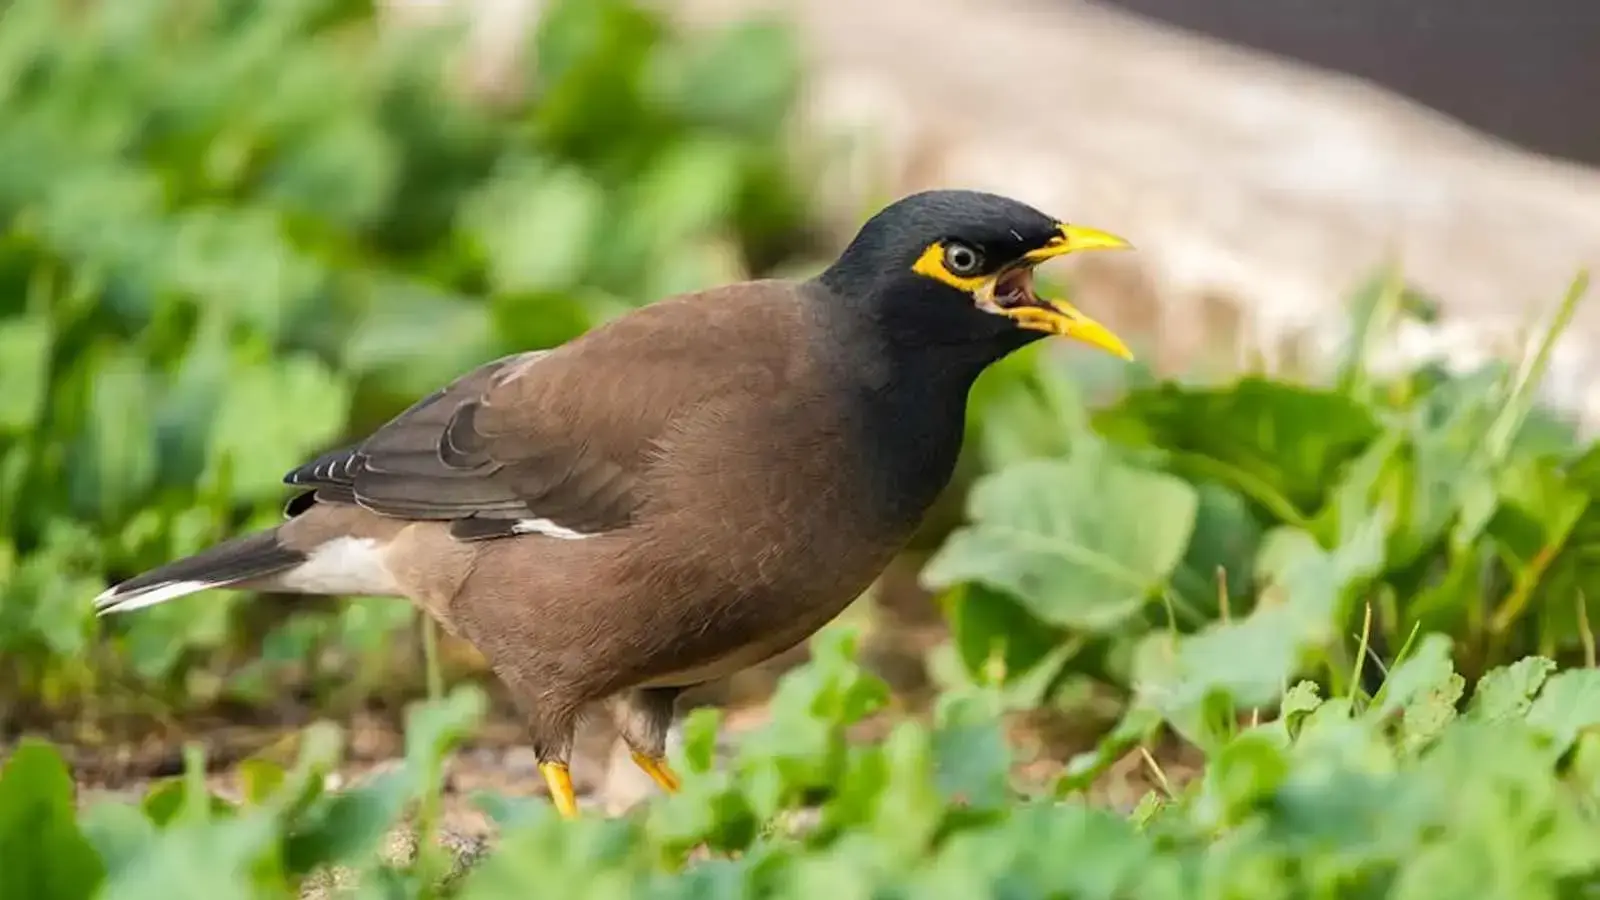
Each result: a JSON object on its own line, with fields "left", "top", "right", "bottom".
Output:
{"left": 999, "top": 224, "right": 1135, "bottom": 360}
{"left": 1023, "top": 224, "right": 1133, "bottom": 262}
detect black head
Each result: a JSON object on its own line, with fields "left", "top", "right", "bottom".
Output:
{"left": 815, "top": 189, "right": 1133, "bottom": 360}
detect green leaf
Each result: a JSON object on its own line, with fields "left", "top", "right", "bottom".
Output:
{"left": 1169, "top": 481, "right": 1265, "bottom": 616}
{"left": 99, "top": 814, "right": 284, "bottom": 900}
{"left": 1095, "top": 376, "right": 1379, "bottom": 523}
{"left": 68, "top": 348, "right": 157, "bottom": 522}
{"left": 966, "top": 346, "right": 1087, "bottom": 469}
{"left": 1055, "top": 704, "right": 1161, "bottom": 796}
{"left": 0, "top": 739, "right": 105, "bottom": 900}
{"left": 77, "top": 802, "right": 155, "bottom": 880}
{"left": 923, "top": 445, "right": 1199, "bottom": 631}
{"left": 1194, "top": 731, "right": 1289, "bottom": 829}
{"left": 235, "top": 759, "right": 285, "bottom": 807}
{"left": 204, "top": 354, "right": 350, "bottom": 502}
{"left": 282, "top": 770, "right": 411, "bottom": 874}
{"left": 655, "top": 17, "right": 799, "bottom": 134}
{"left": 1525, "top": 668, "right": 1600, "bottom": 757}
{"left": 939, "top": 583, "right": 1069, "bottom": 694}
{"left": 1134, "top": 516, "right": 1387, "bottom": 745}
{"left": 403, "top": 684, "right": 488, "bottom": 782}
{"left": 1371, "top": 633, "right": 1456, "bottom": 721}
{"left": 1267, "top": 680, "right": 1323, "bottom": 744}
{"left": 0, "top": 313, "right": 51, "bottom": 433}
{"left": 342, "top": 283, "right": 494, "bottom": 400}
{"left": 1467, "top": 656, "right": 1557, "bottom": 723}
{"left": 1371, "top": 636, "right": 1465, "bottom": 756}
{"left": 1486, "top": 454, "right": 1600, "bottom": 643}
{"left": 466, "top": 158, "right": 605, "bottom": 296}
{"left": 930, "top": 693, "right": 1012, "bottom": 809}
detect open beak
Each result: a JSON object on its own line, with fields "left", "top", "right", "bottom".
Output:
{"left": 977, "top": 224, "right": 1135, "bottom": 360}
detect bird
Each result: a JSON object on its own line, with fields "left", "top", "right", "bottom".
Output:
{"left": 92, "top": 189, "right": 1134, "bottom": 818}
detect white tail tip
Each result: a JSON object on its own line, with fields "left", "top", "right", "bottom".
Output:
{"left": 93, "top": 580, "right": 216, "bottom": 616}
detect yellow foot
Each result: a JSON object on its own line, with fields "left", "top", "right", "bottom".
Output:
{"left": 630, "top": 751, "right": 682, "bottom": 793}
{"left": 539, "top": 761, "right": 579, "bottom": 819}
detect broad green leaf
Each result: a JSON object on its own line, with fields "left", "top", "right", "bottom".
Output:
{"left": 732, "top": 626, "right": 888, "bottom": 821}
{"left": 1468, "top": 656, "right": 1557, "bottom": 723}
{"left": 1169, "top": 481, "right": 1264, "bottom": 616}
{"left": 965, "top": 346, "right": 1086, "bottom": 469}
{"left": 930, "top": 693, "right": 1012, "bottom": 809}
{"left": 78, "top": 802, "right": 155, "bottom": 880}
{"left": 99, "top": 814, "right": 284, "bottom": 900}
{"left": 1134, "top": 516, "right": 1386, "bottom": 745}
{"left": 466, "top": 158, "right": 604, "bottom": 296}
{"left": 265, "top": 116, "right": 398, "bottom": 230}
{"left": 204, "top": 355, "right": 349, "bottom": 502}
{"left": 1371, "top": 633, "right": 1456, "bottom": 722}
{"left": 403, "top": 684, "right": 489, "bottom": 782}
{"left": 282, "top": 770, "right": 411, "bottom": 875}
{"left": 0, "top": 739, "right": 104, "bottom": 900}
{"left": 1525, "top": 668, "right": 1600, "bottom": 757}
{"left": 1265, "top": 680, "right": 1323, "bottom": 745}
{"left": 923, "top": 447, "right": 1198, "bottom": 631}
{"left": 1094, "top": 376, "right": 1379, "bottom": 523}
{"left": 342, "top": 282, "right": 494, "bottom": 400}
{"left": 939, "top": 583, "right": 1069, "bottom": 693}
{"left": 1194, "top": 731, "right": 1288, "bottom": 829}
{"left": 165, "top": 206, "right": 322, "bottom": 341}
{"left": 654, "top": 17, "right": 799, "bottom": 134}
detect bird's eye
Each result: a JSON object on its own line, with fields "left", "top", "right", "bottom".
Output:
{"left": 942, "top": 242, "right": 983, "bottom": 276}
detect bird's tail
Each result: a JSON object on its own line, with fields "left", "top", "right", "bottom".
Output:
{"left": 93, "top": 528, "right": 305, "bottom": 616}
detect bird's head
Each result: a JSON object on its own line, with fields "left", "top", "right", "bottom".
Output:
{"left": 817, "top": 190, "right": 1134, "bottom": 361}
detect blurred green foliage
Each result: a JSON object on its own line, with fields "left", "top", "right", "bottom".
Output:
{"left": 11, "top": 625, "right": 1600, "bottom": 898}
{"left": 933, "top": 269, "right": 1596, "bottom": 718}
{"left": 0, "top": 0, "right": 816, "bottom": 716}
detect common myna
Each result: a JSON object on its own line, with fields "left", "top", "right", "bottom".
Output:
{"left": 94, "top": 189, "right": 1134, "bottom": 817}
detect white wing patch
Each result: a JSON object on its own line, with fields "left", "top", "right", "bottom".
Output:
{"left": 512, "top": 518, "right": 592, "bottom": 540}
{"left": 277, "top": 537, "right": 401, "bottom": 595}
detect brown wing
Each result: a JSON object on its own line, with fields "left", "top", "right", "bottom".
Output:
{"left": 282, "top": 282, "right": 806, "bottom": 541}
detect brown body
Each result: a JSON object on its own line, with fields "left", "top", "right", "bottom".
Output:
{"left": 263, "top": 280, "right": 926, "bottom": 760}
{"left": 95, "top": 188, "right": 1137, "bottom": 816}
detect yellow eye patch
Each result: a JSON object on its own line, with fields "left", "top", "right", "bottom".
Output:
{"left": 911, "top": 242, "right": 989, "bottom": 293}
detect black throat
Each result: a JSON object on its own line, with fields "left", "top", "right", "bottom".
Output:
{"left": 802, "top": 279, "right": 1040, "bottom": 533}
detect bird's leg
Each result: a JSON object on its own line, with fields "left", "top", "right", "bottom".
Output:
{"left": 539, "top": 757, "right": 580, "bottom": 819}
{"left": 513, "top": 686, "right": 581, "bottom": 819}
{"left": 606, "top": 687, "right": 682, "bottom": 794}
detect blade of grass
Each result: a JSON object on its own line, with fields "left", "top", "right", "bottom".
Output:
{"left": 1485, "top": 271, "right": 1590, "bottom": 462}
{"left": 1348, "top": 601, "right": 1373, "bottom": 702}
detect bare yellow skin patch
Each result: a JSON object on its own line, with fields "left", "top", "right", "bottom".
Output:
{"left": 911, "top": 241, "right": 989, "bottom": 293}
{"left": 910, "top": 223, "right": 1135, "bottom": 361}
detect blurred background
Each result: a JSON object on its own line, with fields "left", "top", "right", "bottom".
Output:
{"left": 2, "top": 0, "right": 1599, "bottom": 817}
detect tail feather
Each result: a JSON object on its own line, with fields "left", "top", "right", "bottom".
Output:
{"left": 94, "top": 529, "right": 305, "bottom": 616}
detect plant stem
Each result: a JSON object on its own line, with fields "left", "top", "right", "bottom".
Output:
{"left": 422, "top": 616, "right": 443, "bottom": 702}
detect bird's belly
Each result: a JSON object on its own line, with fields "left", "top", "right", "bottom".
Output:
{"left": 636, "top": 631, "right": 806, "bottom": 688}
{"left": 626, "top": 558, "right": 885, "bottom": 691}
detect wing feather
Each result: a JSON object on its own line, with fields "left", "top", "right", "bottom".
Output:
{"left": 279, "top": 282, "right": 806, "bottom": 541}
